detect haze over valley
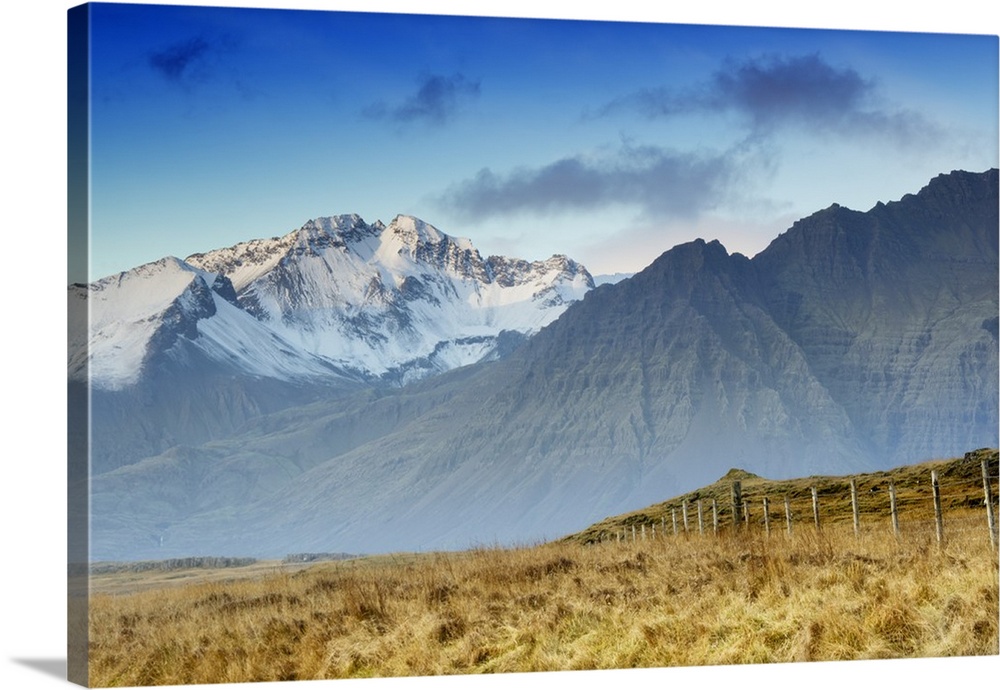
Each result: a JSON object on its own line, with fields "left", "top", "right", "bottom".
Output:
{"left": 71, "top": 169, "right": 999, "bottom": 562}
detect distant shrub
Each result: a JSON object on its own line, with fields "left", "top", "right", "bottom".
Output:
{"left": 282, "top": 552, "right": 356, "bottom": 563}
{"left": 89, "top": 556, "right": 257, "bottom": 574}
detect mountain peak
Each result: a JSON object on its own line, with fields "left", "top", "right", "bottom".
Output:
{"left": 901, "top": 167, "right": 999, "bottom": 210}
{"left": 641, "top": 236, "right": 733, "bottom": 284}
{"left": 385, "top": 214, "right": 476, "bottom": 253}
{"left": 296, "top": 214, "right": 383, "bottom": 251}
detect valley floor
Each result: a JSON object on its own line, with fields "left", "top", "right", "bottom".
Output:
{"left": 85, "top": 521, "right": 998, "bottom": 686}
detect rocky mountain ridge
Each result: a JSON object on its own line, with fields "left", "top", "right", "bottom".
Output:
{"left": 72, "top": 213, "right": 593, "bottom": 392}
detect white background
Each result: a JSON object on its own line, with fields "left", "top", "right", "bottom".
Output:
{"left": 2, "top": 2, "right": 998, "bottom": 689}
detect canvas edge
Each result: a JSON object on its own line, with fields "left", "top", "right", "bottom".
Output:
{"left": 56, "top": 4, "right": 1000, "bottom": 689}
{"left": 67, "top": 3, "right": 91, "bottom": 687}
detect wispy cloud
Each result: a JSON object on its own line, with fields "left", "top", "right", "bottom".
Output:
{"left": 439, "top": 144, "right": 750, "bottom": 220}
{"left": 599, "top": 54, "right": 941, "bottom": 145}
{"left": 148, "top": 36, "right": 213, "bottom": 82}
{"left": 365, "top": 73, "right": 481, "bottom": 126}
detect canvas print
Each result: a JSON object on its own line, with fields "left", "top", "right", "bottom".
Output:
{"left": 67, "top": 2, "right": 999, "bottom": 687}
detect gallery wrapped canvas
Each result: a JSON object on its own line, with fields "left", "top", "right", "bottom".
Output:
{"left": 67, "top": 1, "right": 998, "bottom": 688}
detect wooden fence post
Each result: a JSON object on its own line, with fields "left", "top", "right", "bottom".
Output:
{"left": 983, "top": 457, "right": 997, "bottom": 551}
{"left": 763, "top": 496, "right": 771, "bottom": 537}
{"left": 632, "top": 524, "right": 637, "bottom": 542}
{"left": 731, "top": 481, "right": 743, "bottom": 529}
{"left": 931, "top": 470, "right": 944, "bottom": 546}
{"left": 672, "top": 508, "right": 678, "bottom": 536}
{"left": 661, "top": 516, "right": 666, "bottom": 538}
{"left": 712, "top": 499, "right": 719, "bottom": 535}
{"left": 784, "top": 495, "right": 792, "bottom": 536}
{"left": 743, "top": 500, "right": 751, "bottom": 528}
{"left": 697, "top": 500, "right": 704, "bottom": 535}
{"left": 889, "top": 482, "right": 900, "bottom": 539}
{"left": 641, "top": 523, "right": 646, "bottom": 541}
{"left": 850, "top": 478, "right": 860, "bottom": 538}
{"left": 811, "top": 487, "right": 821, "bottom": 531}
{"left": 682, "top": 500, "right": 689, "bottom": 533}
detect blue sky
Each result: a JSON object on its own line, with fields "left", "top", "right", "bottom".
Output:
{"left": 81, "top": 2, "right": 998, "bottom": 282}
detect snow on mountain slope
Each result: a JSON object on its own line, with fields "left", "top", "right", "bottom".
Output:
{"left": 73, "top": 214, "right": 594, "bottom": 391}
{"left": 186, "top": 214, "right": 594, "bottom": 383}
{"left": 70, "top": 257, "right": 215, "bottom": 389}
{"left": 69, "top": 256, "right": 351, "bottom": 391}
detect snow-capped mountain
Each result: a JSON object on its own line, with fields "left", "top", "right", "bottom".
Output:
{"left": 592, "top": 272, "right": 635, "bottom": 286}
{"left": 184, "top": 214, "right": 593, "bottom": 384}
{"left": 70, "top": 214, "right": 594, "bottom": 392}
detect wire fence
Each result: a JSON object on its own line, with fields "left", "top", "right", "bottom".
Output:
{"left": 597, "top": 455, "right": 999, "bottom": 550}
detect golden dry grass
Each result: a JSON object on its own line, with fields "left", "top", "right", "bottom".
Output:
{"left": 87, "top": 521, "right": 998, "bottom": 686}
{"left": 86, "top": 450, "right": 999, "bottom": 686}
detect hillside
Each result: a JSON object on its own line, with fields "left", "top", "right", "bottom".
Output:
{"left": 566, "top": 448, "right": 999, "bottom": 544}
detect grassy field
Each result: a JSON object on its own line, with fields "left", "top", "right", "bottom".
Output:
{"left": 86, "top": 451, "right": 999, "bottom": 686}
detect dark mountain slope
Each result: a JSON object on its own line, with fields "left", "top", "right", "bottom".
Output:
{"left": 755, "top": 169, "right": 999, "bottom": 463}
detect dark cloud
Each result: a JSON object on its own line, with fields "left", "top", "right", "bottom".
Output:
{"left": 600, "top": 54, "right": 940, "bottom": 144}
{"left": 439, "top": 145, "right": 744, "bottom": 220}
{"left": 711, "top": 54, "right": 871, "bottom": 131}
{"left": 148, "top": 36, "right": 212, "bottom": 82}
{"left": 365, "top": 73, "right": 481, "bottom": 126}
